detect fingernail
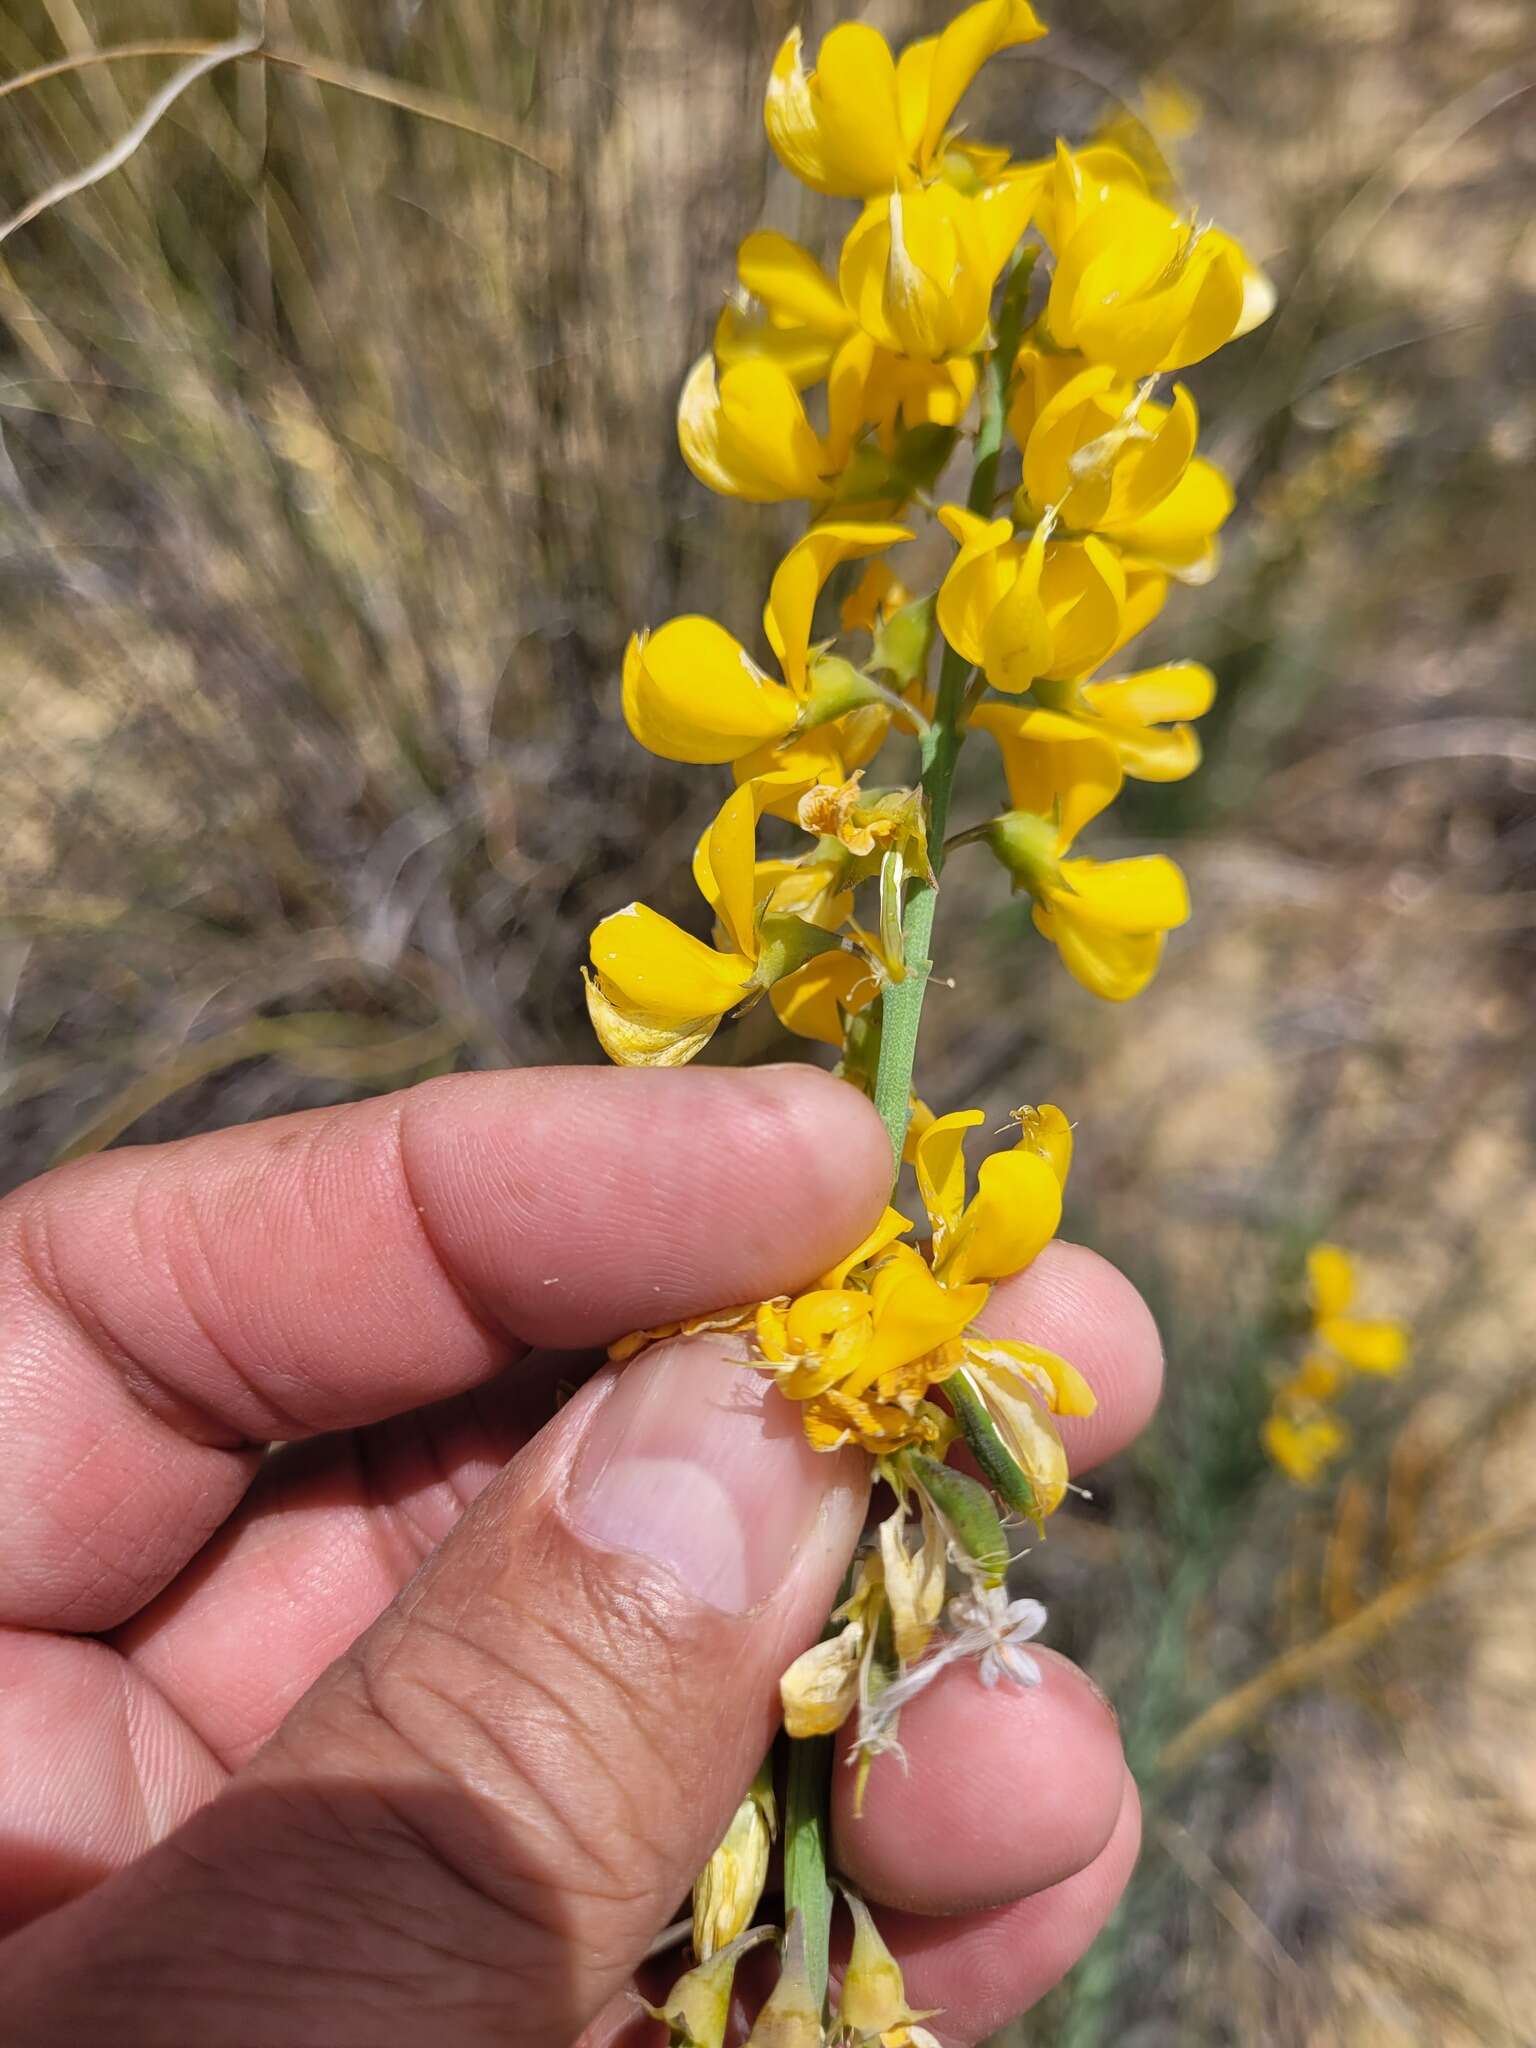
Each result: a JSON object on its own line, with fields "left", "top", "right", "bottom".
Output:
{"left": 562, "top": 1339, "right": 856, "bottom": 1614}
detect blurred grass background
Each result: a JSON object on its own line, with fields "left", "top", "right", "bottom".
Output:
{"left": 1, "top": 1, "right": 1533, "bottom": 2041}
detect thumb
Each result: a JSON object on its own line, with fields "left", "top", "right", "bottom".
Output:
{"left": 2, "top": 1338, "right": 866, "bottom": 2047}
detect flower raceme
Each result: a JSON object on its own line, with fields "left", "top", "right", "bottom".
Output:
{"left": 1263, "top": 1243, "right": 1412, "bottom": 1487}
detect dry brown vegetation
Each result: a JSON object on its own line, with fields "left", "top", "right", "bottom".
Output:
{"left": 1, "top": 1, "right": 1533, "bottom": 2041}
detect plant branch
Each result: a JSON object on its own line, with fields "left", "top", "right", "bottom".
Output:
{"left": 783, "top": 1732, "right": 835, "bottom": 2010}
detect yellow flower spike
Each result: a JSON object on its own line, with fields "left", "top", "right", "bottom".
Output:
{"left": 1279, "top": 1350, "right": 1348, "bottom": 1407}
{"left": 1263, "top": 1410, "right": 1350, "bottom": 1488}
{"left": 623, "top": 619, "right": 800, "bottom": 766}
{"left": 839, "top": 1889, "right": 940, "bottom": 2043}
{"left": 678, "top": 351, "right": 834, "bottom": 504}
{"left": 771, "top": 947, "right": 882, "bottom": 1047}
{"left": 765, "top": 23, "right": 908, "bottom": 198}
{"left": 1306, "top": 1242, "right": 1357, "bottom": 1320}
{"left": 765, "top": 522, "right": 913, "bottom": 697}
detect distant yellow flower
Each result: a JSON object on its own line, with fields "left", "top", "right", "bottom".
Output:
{"left": 1038, "top": 143, "right": 1275, "bottom": 376}
{"left": 1263, "top": 1409, "right": 1350, "bottom": 1488}
{"left": 621, "top": 522, "right": 910, "bottom": 765}
{"left": 765, "top": 2, "right": 1046, "bottom": 200}
{"left": 585, "top": 784, "right": 844, "bottom": 1065}
{"left": 1306, "top": 1241, "right": 1411, "bottom": 1376}
{"left": 970, "top": 660, "right": 1216, "bottom": 788}
{"left": 936, "top": 503, "right": 1133, "bottom": 689}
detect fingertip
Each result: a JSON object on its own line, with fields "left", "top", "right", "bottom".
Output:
{"left": 832, "top": 1647, "right": 1126, "bottom": 1915}
{"left": 981, "top": 1240, "right": 1164, "bottom": 1473}
{"left": 736, "top": 1062, "right": 893, "bottom": 1240}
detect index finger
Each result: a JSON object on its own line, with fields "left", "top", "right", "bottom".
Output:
{"left": 0, "top": 1064, "right": 890, "bottom": 1632}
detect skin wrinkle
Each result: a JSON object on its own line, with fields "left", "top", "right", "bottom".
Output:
{"left": 391, "top": 1094, "right": 527, "bottom": 1360}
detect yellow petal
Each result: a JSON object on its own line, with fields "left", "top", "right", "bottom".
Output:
{"left": 819, "top": 1205, "right": 914, "bottom": 1291}
{"left": 1082, "top": 662, "right": 1216, "bottom": 727}
{"left": 1033, "top": 901, "right": 1168, "bottom": 1002}
{"left": 969, "top": 705, "right": 1124, "bottom": 847}
{"left": 854, "top": 1246, "right": 987, "bottom": 1390}
{"left": 737, "top": 230, "right": 854, "bottom": 338}
{"left": 770, "top": 948, "right": 881, "bottom": 1046}
{"left": 964, "top": 1335, "right": 1097, "bottom": 1417}
{"left": 1110, "top": 456, "right": 1234, "bottom": 580}
{"left": 1053, "top": 853, "right": 1191, "bottom": 932}
{"left": 1306, "top": 1243, "right": 1356, "bottom": 1320}
{"left": 981, "top": 525, "right": 1054, "bottom": 692}
{"left": 1319, "top": 1316, "right": 1410, "bottom": 1376}
{"left": 1038, "top": 535, "right": 1126, "bottom": 681}
{"left": 918, "top": 0, "right": 1047, "bottom": 170}
{"left": 590, "top": 903, "right": 756, "bottom": 1021}
{"left": 713, "top": 299, "right": 840, "bottom": 388}
{"left": 935, "top": 505, "right": 1017, "bottom": 668}
{"left": 624, "top": 619, "right": 799, "bottom": 765}
{"left": 678, "top": 352, "right": 832, "bottom": 504}
{"left": 582, "top": 970, "right": 721, "bottom": 1069}
{"left": 1099, "top": 385, "right": 1200, "bottom": 530}
{"left": 692, "top": 783, "right": 762, "bottom": 960}
{"left": 765, "top": 521, "right": 912, "bottom": 696}
{"left": 940, "top": 1148, "right": 1062, "bottom": 1287}
{"left": 914, "top": 1108, "right": 987, "bottom": 1257}
{"left": 839, "top": 187, "right": 996, "bottom": 361}
{"left": 1049, "top": 191, "right": 1249, "bottom": 376}
{"left": 765, "top": 24, "right": 907, "bottom": 199}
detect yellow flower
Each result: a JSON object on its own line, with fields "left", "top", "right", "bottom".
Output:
{"left": 1263, "top": 1409, "right": 1350, "bottom": 1488}
{"left": 1009, "top": 354, "right": 1234, "bottom": 582}
{"left": 1039, "top": 143, "right": 1275, "bottom": 376}
{"left": 914, "top": 1107, "right": 1063, "bottom": 1287}
{"left": 714, "top": 229, "right": 857, "bottom": 390}
{"left": 585, "top": 784, "right": 843, "bottom": 1065}
{"left": 970, "top": 661, "right": 1216, "bottom": 787}
{"left": 1307, "top": 1242, "right": 1411, "bottom": 1375}
{"left": 842, "top": 559, "right": 914, "bottom": 636}
{"left": 622, "top": 522, "right": 910, "bottom": 765}
{"left": 982, "top": 738, "right": 1192, "bottom": 1001}
{"left": 765, "top": 2, "right": 1046, "bottom": 200}
{"left": 936, "top": 503, "right": 1131, "bottom": 689}
{"left": 840, "top": 174, "right": 1041, "bottom": 361}
{"left": 678, "top": 351, "right": 838, "bottom": 504}
{"left": 838, "top": 1890, "right": 940, "bottom": 2045}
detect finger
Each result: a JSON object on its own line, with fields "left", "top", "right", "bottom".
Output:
{"left": 978, "top": 1239, "right": 1164, "bottom": 1473}
{"left": 129, "top": 1208, "right": 1159, "bottom": 1768}
{"left": 0, "top": 1337, "right": 870, "bottom": 2047}
{"left": 872, "top": 1771, "right": 1142, "bottom": 2046}
{"left": 0, "top": 1063, "right": 889, "bottom": 1630}
{"left": 832, "top": 1648, "right": 1125, "bottom": 1914}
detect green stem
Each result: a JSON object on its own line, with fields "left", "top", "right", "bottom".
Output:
{"left": 870, "top": 269, "right": 1027, "bottom": 1173}
{"left": 782, "top": 1732, "right": 835, "bottom": 2009}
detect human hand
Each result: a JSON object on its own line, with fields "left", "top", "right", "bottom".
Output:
{"left": 0, "top": 1066, "right": 1161, "bottom": 2045}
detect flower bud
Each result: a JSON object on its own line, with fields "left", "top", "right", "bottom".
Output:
{"left": 837, "top": 1890, "right": 938, "bottom": 2042}
{"left": 746, "top": 1912, "right": 826, "bottom": 2048}
{"left": 692, "top": 1762, "right": 777, "bottom": 1961}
